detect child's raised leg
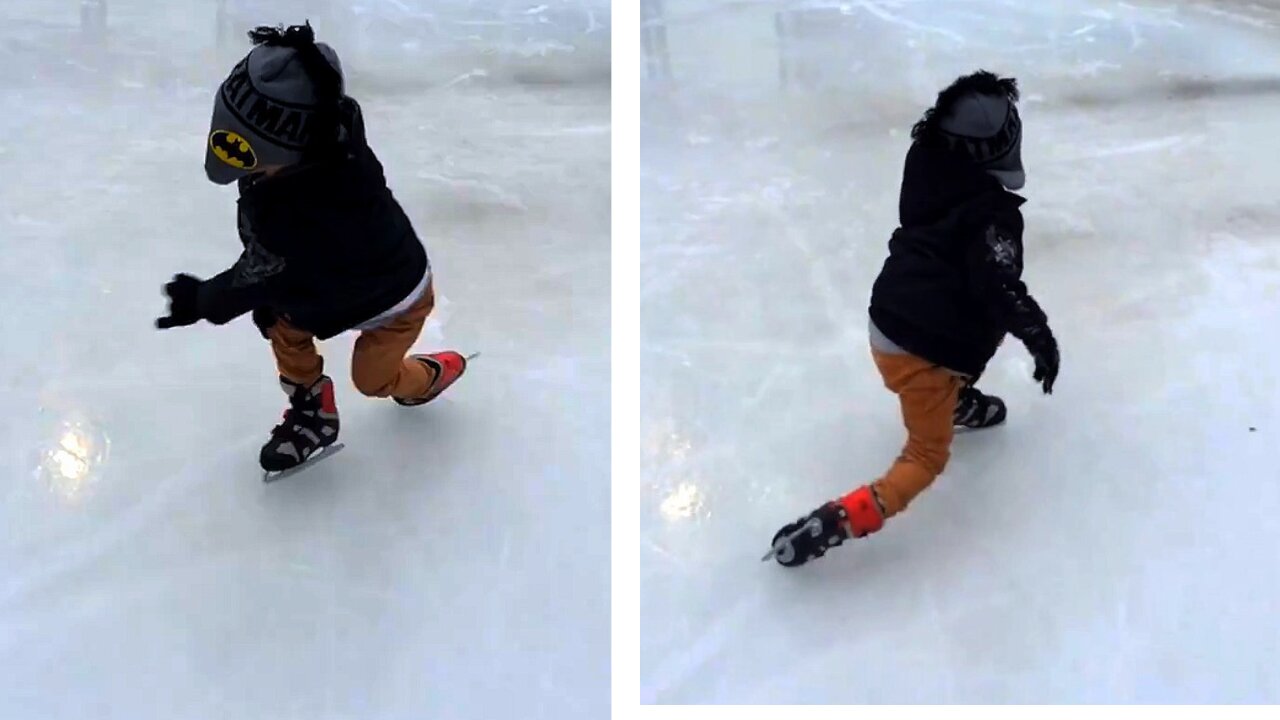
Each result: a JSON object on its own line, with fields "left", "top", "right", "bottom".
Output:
{"left": 350, "top": 283, "right": 438, "bottom": 399}
{"left": 858, "top": 349, "right": 965, "bottom": 518}
{"left": 768, "top": 349, "right": 965, "bottom": 567}
{"left": 351, "top": 282, "right": 467, "bottom": 405}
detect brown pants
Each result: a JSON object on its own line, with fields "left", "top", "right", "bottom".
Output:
{"left": 268, "top": 282, "right": 438, "bottom": 400}
{"left": 868, "top": 348, "right": 966, "bottom": 518}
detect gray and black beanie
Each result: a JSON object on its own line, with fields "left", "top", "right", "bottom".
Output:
{"left": 205, "top": 22, "right": 345, "bottom": 185}
{"left": 912, "top": 70, "right": 1024, "bottom": 190}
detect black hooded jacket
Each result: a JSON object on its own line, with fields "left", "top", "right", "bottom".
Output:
{"left": 868, "top": 141, "right": 1050, "bottom": 377}
{"left": 194, "top": 97, "right": 428, "bottom": 340}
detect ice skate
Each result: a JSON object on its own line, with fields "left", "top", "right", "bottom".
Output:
{"left": 954, "top": 383, "right": 1006, "bottom": 429}
{"left": 764, "top": 501, "right": 851, "bottom": 567}
{"left": 394, "top": 351, "right": 470, "bottom": 406}
{"left": 260, "top": 375, "right": 341, "bottom": 474}
{"left": 764, "top": 486, "right": 885, "bottom": 567}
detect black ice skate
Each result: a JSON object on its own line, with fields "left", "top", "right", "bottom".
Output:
{"left": 260, "top": 375, "right": 341, "bottom": 476}
{"left": 763, "top": 502, "right": 853, "bottom": 567}
{"left": 954, "top": 383, "right": 1007, "bottom": 429}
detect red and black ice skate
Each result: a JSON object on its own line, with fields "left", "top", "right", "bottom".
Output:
{"left": 764, "top": 486, "right": 885, "bottom": 567}
{"left": 261, "top": 374, "right": 342, "bottom": 475}
{"left": 394, "top": 351, "right": 469, "bottom": 407}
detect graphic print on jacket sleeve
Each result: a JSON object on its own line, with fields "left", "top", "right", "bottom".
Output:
{"left": 230, "top": 238, "right": 286, "bottom": 288}
{"left": 231, "top": 206, "right": 286, "bottom": 288}
{"left": 973, "top": 221, "right": 1049, "bottom": 342}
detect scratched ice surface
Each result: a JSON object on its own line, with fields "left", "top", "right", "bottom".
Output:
{"left": 0, "top": 2, "right": 608, "bottom": 718}
{"left": 642, "top": 0, "right": 1280, "bottom": 703}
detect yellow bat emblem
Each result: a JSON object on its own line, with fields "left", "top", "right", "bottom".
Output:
{"left": 209, "top": 130, "right": 258, "bottom": 170}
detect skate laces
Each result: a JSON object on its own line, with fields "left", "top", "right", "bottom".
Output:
{"left": 273, "top": 385, "right": 323, "bottom": 438}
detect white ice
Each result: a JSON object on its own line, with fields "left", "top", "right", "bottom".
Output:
{"left": 0, "top": 2, "right": 609, "bottom": 718}
{"left": 642, "top": 0, "right": 1280, "bottom": 704}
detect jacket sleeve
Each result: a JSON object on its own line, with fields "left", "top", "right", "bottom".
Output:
{"left": 967, "top": 209, "right": 1052, "bottom": 344}
{"left": 196, "top": 242, "right": 283, "bottom": 325}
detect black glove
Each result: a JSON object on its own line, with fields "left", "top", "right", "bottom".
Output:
{"left": 1023, "top": 329, "right": 1059, "bottom": 394}
{"left": 252, "top": 306, "right": 278, "bottom": 339}
{"left": 155, "top": 274, "right": 202, "bottom": 329}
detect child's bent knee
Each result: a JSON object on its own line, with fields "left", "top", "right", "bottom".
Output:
{"left": 904, "top": 441, "right": 950, "bottom": 476}
{"left": 351, "top": 367, "right": 395, "bottom": 398}
{"left": 925, "top": 449, "right": 950, "bottom": 476}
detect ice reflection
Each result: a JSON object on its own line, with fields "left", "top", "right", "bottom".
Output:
{"left": 646, "top": 418, "right": 706, "bottom": 521}
{"left": 659, "top": 481, "right": 704, "bottom": 521}
{"left": 37, "top": 417, "right": 109, "bottom": 503}
{"left": 644, "top": 416, "right": 692, "bottom": 461}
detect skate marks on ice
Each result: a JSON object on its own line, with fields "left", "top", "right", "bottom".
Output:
{"left": 642, "top": 586, "right": 769, "bottom": 704}
{"left": 0, "top": 432, "right": 257, "bottom": 613}
{"left": 1057, "top": 75, "right": 1280, "bottom": 109}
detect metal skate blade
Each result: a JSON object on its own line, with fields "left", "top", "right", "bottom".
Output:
{"left": 262, "top": 443, "right": 345, "bottom": 483}
{"left": 464, "top": 351, "right": 480, "bottom": 361}
{"left": 760, "top": 524, "right": 810, "bottom": 562}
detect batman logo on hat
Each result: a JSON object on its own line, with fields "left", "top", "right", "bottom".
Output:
{"left": 209, "top": 130, "right": 258, "bottom": 170}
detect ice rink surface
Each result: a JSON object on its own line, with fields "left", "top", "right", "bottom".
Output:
{"left": 0, "top": 2, "right": 609, "bottom": 718}
{"left": 642, "top": 0, "right": 1280, "bottom": 704}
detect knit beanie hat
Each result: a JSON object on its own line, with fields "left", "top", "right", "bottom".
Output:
{"left": 912, "top": 70, "right": 1024, "bottom": 190}
{"left": 205, "top": 22, "right": 345, "bottom": 185}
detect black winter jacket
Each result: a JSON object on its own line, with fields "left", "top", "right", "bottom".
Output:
{"left": 195, "top": 97, "right": 428, "bottom": 340}
{"left": 868, "top": 142, "right": 1051, "bottom": 378}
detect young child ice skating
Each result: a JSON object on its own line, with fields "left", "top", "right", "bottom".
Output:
{"left": 156, "top": 23, "right": 466, "bottom": 475}
{"left": 768, "top": 70, "right": 1060, "bottom": 566}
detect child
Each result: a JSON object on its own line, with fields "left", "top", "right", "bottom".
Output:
{"left": 156, "top": 23, "right": 466, "bottom": 474}
{"left": 768, "top": 70, "right": 1059, "bottom": 567}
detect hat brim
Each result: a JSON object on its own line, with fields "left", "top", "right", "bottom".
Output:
{"left": 988, "top": 167, "right": 1025, "bottom": 190}
{"left": 205, "top": 149, "right": 248, "bottom": 185}
{"left": 204, "top": 94, "right": 303, "bottom": 184}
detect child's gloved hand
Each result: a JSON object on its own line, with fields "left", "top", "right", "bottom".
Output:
{"left": 1024, "top": 330, "right": 1059, "bottom": 394}
{"left": 155, "top": 273, "right": 203, "bottom": 329}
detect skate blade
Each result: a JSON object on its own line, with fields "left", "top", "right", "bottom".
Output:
{"left": 465, "top": 351, "right": 480, "bottom": 361}
{"left": 263, "top": 443, "right": 345, "bottom": 483}
{"left": 760, "top": 524, "right": 810, "bottom": 562}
